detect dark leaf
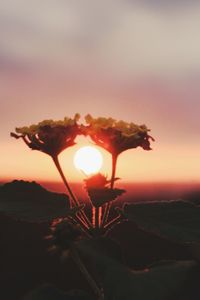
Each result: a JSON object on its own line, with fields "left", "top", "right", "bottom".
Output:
{"left": 103, "top": 260, "right": 198, "bottom": 300}
{"left": 77, "top": 240, "right": 199, "bottom": 300}
{"left": 24, "top": 285, "right": 94, "bottom": 300}
{"left": 124, "top": 200, "right": 200, "bottom": 243}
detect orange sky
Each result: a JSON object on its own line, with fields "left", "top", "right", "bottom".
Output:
{"left": 0, "top": 1, "right": 200, "bottom": 184}
{"left": 1, "top": 127, "right": 200, "bottom": 183}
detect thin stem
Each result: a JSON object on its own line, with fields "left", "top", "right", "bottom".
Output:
{"left": 76, "top": 214, "right": 89, "bottom": 229}
{"left": 52, "top": 155, "right": 79, "bottom": 208}
{"left": 68, "top": 217, "right": 91, "bottom": 238}
{"left": 92, "top": 206, "right": 95, "bottom": 228}
{"left": 104, "top": 215, "right": 122, "bottom": 230}
{"left": 99, "top": 207, "right": 102, "bottom": 228}
{"left": 102, "top": 154, "right": 118, "bottom": 226}
{"left": 70, "top": 246, "right": 103, "bottom": 299}
{"left": 111, "top": 154, "right": 118, "bottom": 189}
{"left": 52, "top": 155, "right": 92, "bottom": 229}
{"left": 75, "top": 215, "right": 89, "bottom": 230}
{"left": 95, "top": 207, "right": 100, "bottom": 229}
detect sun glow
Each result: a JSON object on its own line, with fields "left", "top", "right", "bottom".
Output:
{"left": 74, "top": 146, "right": 103, "bottom": 175}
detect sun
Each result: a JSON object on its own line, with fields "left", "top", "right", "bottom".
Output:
{"left": 74, "top": 146, "right": 103, "bottom": 175}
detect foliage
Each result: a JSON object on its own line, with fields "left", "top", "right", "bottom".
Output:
{"left": 77, "top": 238, "right": 199, "bottom": 300}
{"left": 24, "top": 284, "right": 94, "bottom": 300}
{"left": 123, "top": 200, "right": 200, "bottom": 243}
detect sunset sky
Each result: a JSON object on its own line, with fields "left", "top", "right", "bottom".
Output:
{"left": 0, "top": 0, "right": 200, "bottom": 183}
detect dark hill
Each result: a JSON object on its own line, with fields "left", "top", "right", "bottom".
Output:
{"left": 0, "top": 180, "right": 70, "bottom": 222}
{"left": 1, "top": 180, "right": 45, "bottom": 193}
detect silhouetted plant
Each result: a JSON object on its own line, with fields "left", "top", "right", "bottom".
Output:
{"left": 11, "top": 114, "right": 154, "bottom": 236}
{"left": 11, "top": 115, "right": 80, "bottom": 157}
{"left": 84, "top": 114, "right": 155, "bottom": 224}
{"left": 11, "top": 115, "right": 92, "bottom": 228}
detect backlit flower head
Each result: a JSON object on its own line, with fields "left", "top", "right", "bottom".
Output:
{"left": 11, "top": 114, "right": 80, "bottom": 157}
{"left": 84, "top": 114, "right": 154, "bottom": 156}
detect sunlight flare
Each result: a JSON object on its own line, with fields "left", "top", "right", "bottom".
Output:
{"left": 74, "top": 146, "right": 103, "bottom": 175}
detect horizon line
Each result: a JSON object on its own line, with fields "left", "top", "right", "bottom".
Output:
{"left": 1, "top": 178, "right": 200, "bottom": 186}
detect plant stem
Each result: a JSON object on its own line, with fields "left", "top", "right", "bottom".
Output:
{"left": 52, "top": 155, "right": 79, "bottom": 208}
{"left": 52, "top": 155, "right": 92, "bottom": 229}
{"left": 102, "top": 154, "right": 118, "bottom": 226}
{"left": 76, "top": 214, "right": 89, "bottom": 229}
{"left": 70, "top": 246, "right": 103, "bottom": 299}
{"left": 95, "top": 207, "right": 100, "bottom": 229}
{"left": 99, "top": 207, "right": 102, "bottom": 227}
{"left": 92, "top": 206, "right": 95, "bottom": 227}
{"left": 68, "top": 217, "right": 91, "bottom": 238}
{"left": 111, "top": 154, "right": 118, "bottom": 189}
{"left": 104, "top": 215, "right": 122, "bottom": 231}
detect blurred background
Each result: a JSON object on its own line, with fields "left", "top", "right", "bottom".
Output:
{"left": 0, "top": 0, "right": 200, "bottom": 185}
{"left": 0, "top": 3, "right": 200, "bottom": 299}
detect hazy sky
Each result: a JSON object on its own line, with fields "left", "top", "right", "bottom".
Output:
{"left": 1, "top": 0, "right": 200, "bottom": 183}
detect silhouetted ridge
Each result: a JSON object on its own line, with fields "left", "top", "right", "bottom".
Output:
{"left": 2, "top": 180, "right": 45, "bottom": 193}
{"left": 0, "top": 180, "right": 70, "bottom": 222}
{"left": 0, "top": 180, "right": 68, "bottom": 203}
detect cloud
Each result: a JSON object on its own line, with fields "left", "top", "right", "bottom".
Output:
{"left": 125, "top": 0, "right": 200, "bottom": 9}
{"left": 0, "top": 0, "right": 200, "bottom": 78}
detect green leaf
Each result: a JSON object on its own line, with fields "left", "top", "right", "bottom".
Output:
{"left": 124, "top": 200, "right": 200, "bottom": 243}
{"left": 24, "top": 285, "right": 94, "bottom": 300}
{"left": 0, "top": 180, "right": 70, "bottom": 222}
{"left": 77, "top": 240, "right": 199, "bottom": 300}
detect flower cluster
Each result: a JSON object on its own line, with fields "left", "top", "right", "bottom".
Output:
{"left": 11, "top": 114, "right": 80, "bottom": 157}
{"left": 84, "top": 114, "right": 154, "bottom": 156}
